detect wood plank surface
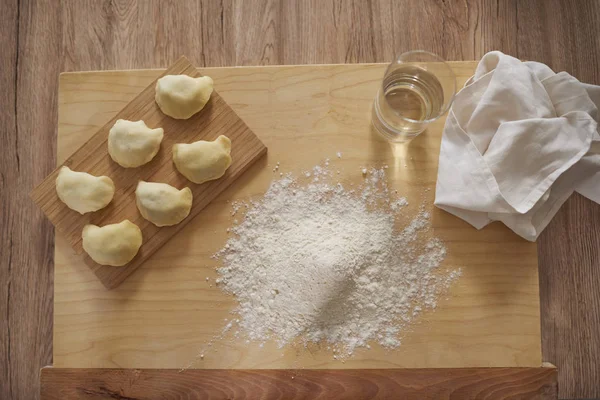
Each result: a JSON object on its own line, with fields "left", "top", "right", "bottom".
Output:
{"left": 31, "top": 56, "right": 267, "bottom": 289}
{"left": 2, "top": 1, "right": 600, "bottom": 399}
{"left": 40, "top": 367, "right": 558, "bottom": 400}
{"left": 1, "top": 1, "right": 58, "bottom": 400}
{"left": 52, "top": 62, "right": 542, "bottom": 371}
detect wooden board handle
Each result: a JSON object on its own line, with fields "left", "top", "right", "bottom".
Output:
{"left": 40, "top": 367, "right": 557, "bottom": 399}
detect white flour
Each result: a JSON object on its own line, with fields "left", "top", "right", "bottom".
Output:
{"left": 215, "top": 163, "right": 461, "bottom": 357}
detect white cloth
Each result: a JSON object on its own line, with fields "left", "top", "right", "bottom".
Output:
{"left": 434, "top": 51, "right": 600, "bottom": 241}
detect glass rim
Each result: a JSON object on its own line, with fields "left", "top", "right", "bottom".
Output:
{"left": 382, "top": 50, "right": 457, "bottom": 125}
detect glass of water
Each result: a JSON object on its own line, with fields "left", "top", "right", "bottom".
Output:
{"left": 372, "top": 50, "right": 456, "bottom": 142}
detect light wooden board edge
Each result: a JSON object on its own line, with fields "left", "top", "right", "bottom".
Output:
{"left": 30, "top": 56, "right": 267, "bottom": 289}
{"left": 40, "top": 366, "right": 557, "bottom": 400}
{"left": 56, "top": 60, "right": 478, "bottom": 77}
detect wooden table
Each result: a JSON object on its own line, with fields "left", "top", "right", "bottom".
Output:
{"left": 1, "top": 1, "right": 599, "bottom": 399}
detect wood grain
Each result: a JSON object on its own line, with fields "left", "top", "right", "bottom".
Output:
{"left": 538, "top": 193, "right": 600, "bottom": 399}
{"left": 52, "top": 63, "right": 541, "bottom": 370}
{"left": 0, "top": 4, "right": 19, "bottom": 399}
{"left": 1, "top": 1, "right": 58, "bottom": 400}
{"left": 40, "top": 367, "right": 558, "bottom": 400}
{"left": 514, "top": 2, "right": 600, "bottom": 398}
{"left": 3, "top": 1, "right": 600, "bottom": 399}
{"left": 31, "top": 56, "right": 267, "bottom": 289}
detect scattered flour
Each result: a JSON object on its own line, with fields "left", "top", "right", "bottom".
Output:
{"left": 214, "top": 162, "right": 461, "bottom": 357}
{"left": 390, "top": 197, "right": 409, "bottom": 211}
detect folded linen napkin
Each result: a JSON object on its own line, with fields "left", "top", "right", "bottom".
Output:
{"left": 434, "top": 51, "right": 600, "bottom": 241}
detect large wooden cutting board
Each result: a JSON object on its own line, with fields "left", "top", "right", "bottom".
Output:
{"left": 31, "top": 56, "right": 267, "bottom": 289}
{"left": 53, "top": 62, "right": 542, "bottom": 370}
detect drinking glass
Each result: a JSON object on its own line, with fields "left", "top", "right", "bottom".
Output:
{"left": 372, "top": 51, "right": 456, "bottom": 142}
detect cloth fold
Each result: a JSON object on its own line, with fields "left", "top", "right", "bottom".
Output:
{"left": 434, "top": 51, "right": 600, "bottom": 241}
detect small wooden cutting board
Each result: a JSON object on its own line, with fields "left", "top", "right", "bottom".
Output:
{"left": 30, "top": 56, "right": 267, "bottom": 289}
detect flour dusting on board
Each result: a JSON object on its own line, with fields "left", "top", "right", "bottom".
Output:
{"left": 214, "top": 160, "right": 461, "bottom": 357}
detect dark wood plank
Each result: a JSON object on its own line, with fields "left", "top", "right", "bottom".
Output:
{"left": 515, "top": 0, "right": 600, "bottom": 86}
{"left": 0, "top": 2, "right": 19, "bottom": 400}
{"left": 538, "top": 195, "right": 600, "bottom": 399}
{"left": 40, "top": 367, "right": 558, "bottom": 400}
{"left": 3, "top": 0, "right": 600, "bottom": 399}
{"left": 0, "top": 0, "right": 59, "bottom": 400}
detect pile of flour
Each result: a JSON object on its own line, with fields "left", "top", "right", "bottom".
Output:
{"left": 215, "top": 163, "right": 460, "bottom": 356}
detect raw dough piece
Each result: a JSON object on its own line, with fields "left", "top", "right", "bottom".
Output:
{"left": 172, "top": 135, "right": 232, "bottom": 184}
{"left": 82, "top": 220, "right": 143, "bottom": 266}
{"left": 55, "top": 166, "right": 115, "bottom": 214}
{"left": 108, "top": 119, "right": 164, "bottom": 168}
{"left": 135, "top": 181, "right": 193, "bottom": 227}
{"left": 155, "top": 75, "right": 214, "bottom": 119}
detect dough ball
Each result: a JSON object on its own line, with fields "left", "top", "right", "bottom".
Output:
{"left": 172, "top": 135, "right": 232, "bottom": 184}
{"left": 55, "top": 166, "right": 115, "bottom": 214}
{"left": 108, "top": 119, "right": 164, "bottom": 168}
{"left": 82, "top": 220, "right": 143, "bottom": 266}
{"left": 155, "top": 75, "right": 214, "bottom": 119}
{"left": 135, "top": 181, "right": 193, "bottom": 227}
